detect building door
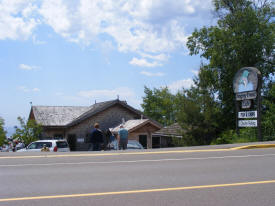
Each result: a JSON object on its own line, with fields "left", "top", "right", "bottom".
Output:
{"left": 139, "top": 135, "right": 147, "bottom": 149}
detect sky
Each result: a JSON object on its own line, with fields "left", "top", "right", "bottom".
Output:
{"left": 0, "top": 0, "right": 216, "bottom": 133}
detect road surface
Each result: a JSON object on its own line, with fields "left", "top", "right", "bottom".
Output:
{"left": 1, "top": 146, "right": 275, "bottom": 206}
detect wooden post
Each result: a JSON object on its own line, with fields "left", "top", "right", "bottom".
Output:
{"left": 235, "top": 100, "right": 240, "bottom": 136}
{"left": 257, "top": 76, "right": 262, "bottom": 141}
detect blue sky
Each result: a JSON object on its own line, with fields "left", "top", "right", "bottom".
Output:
{"left": 0, "top": 0, "right": 216, "bottom": 132}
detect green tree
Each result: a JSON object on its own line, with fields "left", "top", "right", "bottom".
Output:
{"left": 141, "top": 86, "right": 176, "bottom": 126}
{"left": 0, "top": 117, "right": 7, "bottom": 146}
{"left": 175, "top": 85, "right": 222, "bottom": 145}
{"left": 262, "top": 82, "right": 275, "bottom": 140}
{"left": 187, "top": 0, "right": 275, "bottom": 130}
{"left": 12, "top": 117, "right": 42, "bottom": 145}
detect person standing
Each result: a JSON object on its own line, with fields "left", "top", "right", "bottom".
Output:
{"left": 118, "top": 124, "right": 128, "bottom": 150}
{"left": 91, "top": 123, "right": 103, "bottom": 151}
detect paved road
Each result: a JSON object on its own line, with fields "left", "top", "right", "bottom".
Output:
{"left": 1, "top": 146, "right": 275, "bottom": 206}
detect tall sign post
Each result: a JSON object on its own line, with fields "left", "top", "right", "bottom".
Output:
{"left": 233, "top": 67, "right": 262, "bottom": 141}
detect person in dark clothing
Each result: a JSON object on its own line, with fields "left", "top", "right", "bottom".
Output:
{"left": 91, "top": 123, "right": 104, "bottom": 151}
{"left": 105, "top": 129, "right": 113, "bottom": 150}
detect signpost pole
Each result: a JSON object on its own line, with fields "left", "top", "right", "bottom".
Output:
{"left": 235, "top": 100, "right": 240, "bottom": 136}
{"left": 233, "top": 67, "right": 262, "bottom": 140}
{"left": 257, "top": 76, "right": 262, "bottom": 141}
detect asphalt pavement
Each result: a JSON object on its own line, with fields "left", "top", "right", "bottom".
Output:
{"left": 1, "top": 143, "right": 275, "bottom": 206}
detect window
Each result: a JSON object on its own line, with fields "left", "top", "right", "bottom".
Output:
{"left": 54, "top": 134, "right": 64, "bottom": 139}
{"left": 56, "top": 141, "right": 69, "bottom": 148}
{"left": 28, "top": 142, "right": 52, "bottom": 149}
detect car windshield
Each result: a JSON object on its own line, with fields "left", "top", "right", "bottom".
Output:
{"left": 28, "top": 142, "right": 52, "bottom": 149}
{"left": 56, "top": 141, "right": 68, "bottom": 148}
{"left": 127, "top": 143, "right": 140, "bottom": 149}
{"left": 127, "top": 141, "right": 143, "bottom": 149}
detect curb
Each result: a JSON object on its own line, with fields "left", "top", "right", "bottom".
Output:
{"left": 232, "top": 144, "right": 275, "bottom": 150}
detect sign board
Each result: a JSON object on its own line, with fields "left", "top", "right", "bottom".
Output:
{"left": 238, "top": 120, "right": 257, "bottom": 127}
{"left": 241, "top": 99, "right": 251, "bottom": 109}
{"left": 233, "top": 67, "right": 262, "bottom": 140}
{"left": 233, "top": 67, "right": 260, "bottom": 94}
{"left": 238, "top": 111, "right": 257, "bottom": 119}
{"left": 236, "top": 91, "right": 257, "bottom": 100}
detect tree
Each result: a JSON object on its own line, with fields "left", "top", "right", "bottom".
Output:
{"left": 141, "top": 86, "right": 176, "bottom": 126}
{"left": 0, "top": 117, "right": 7, "bottom": 146}
{"left": 175, "top": 85, "right": 222, "bottom": 145}
{"left": 187, "top": 0, "right": 275, "bottom": 130}
{"left": 141, "top": 84, "right": 222, "bottom": 146}
{"left": 12, "top": 117, "right": 42, "bottom": 145}
{"left": 262, "top": 82, "right": 275, "bottom": 139}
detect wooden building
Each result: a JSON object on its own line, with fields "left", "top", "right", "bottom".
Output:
{"left": 152, "top": 123, "right": 183, "bottom": 148}
{"left": 29, "top": 99, "right": 162, "bottom": 150}
{"left": 111, "top": 119, "right": 162, "bottom": 149}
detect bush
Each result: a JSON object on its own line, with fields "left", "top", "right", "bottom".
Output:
{"left": 171, "top": 136, "right": 187, "bottom": 147}
{"left": 212, "top": 128, "right": 258, "bottom": 145}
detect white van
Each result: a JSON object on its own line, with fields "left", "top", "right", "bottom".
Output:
{"left": 17, "top": 140, "right": 70, "bottom": 152}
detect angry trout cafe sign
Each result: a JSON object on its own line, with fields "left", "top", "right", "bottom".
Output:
{"left": 233, "top": 67, "right": 262, "bottom": 140}
{"left": 233, "top": 67, "right": 259, "bottom": 100}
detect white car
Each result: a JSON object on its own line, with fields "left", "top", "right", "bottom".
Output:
{"left": 17, "top": 140, "right": 70, "bottom": 152}
{"left": 0, "top": 145, "right": 12, "bottom": 152}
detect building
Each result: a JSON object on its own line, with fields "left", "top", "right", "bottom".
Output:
{"left": 152, "top": 122, "right": 183, "bottom": 148}
{"left": 111, "top": 119, "right": 162, "bottom": 149}
{"left": 29, "top": 99, "right": 162, "bottom": 150}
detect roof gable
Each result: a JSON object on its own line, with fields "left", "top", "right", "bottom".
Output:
{"left": 153, "top": 122, "right": 183, "bottom": 137}
{"left": 67, "top": 100, "right": 143, "bottom": 126}
{"left": 32, "top": 106, "right": 91, "bottom": 126}
{"left": 30, "top": 100, "right": 147, "bottom": 127}
{"left": 111, "top": 119, "right": 162, "bottom": 133}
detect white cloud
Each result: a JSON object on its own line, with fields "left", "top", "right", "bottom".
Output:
{"left": 140, "top": 71, "right": 165, "bottom": 77}
{"left": 39, "top": 0, "right": 71, "bottom": 37}
{"left": 0, "top": 0, "right": 39, "bottom": 40}
{"left": 18, "top": 86, "right": 40, "bottom": 92}
{"left": 32, "top": 88, "right": 40, "bottom": 92}
{"left": 191, "top": 70, "right": 199, "bottom": 76}
{"left": 78, "top": 87, "right": 135, "bottom": 99}
{"left": 168, "top": 78, "right": 194, "bottom": 93}
{"left": 129, "top": 57, "right": 162, "bottom": 67}
{"left": 19, "top": 64, "right": 40, "bottom": 70}
{"left": 132, "top": 52, "right": 169, "bottom": 67}
{"left": 37, "top": 0, "right": 212, "bottom": 53}
{"left": 140, "top": 53, "right": 169, "bottom": 61}
{"left": 78, "top": 87, "right": 141, "bottom": 109}
{"left": 0, "top": 0, "right": 213, "bottom": 57}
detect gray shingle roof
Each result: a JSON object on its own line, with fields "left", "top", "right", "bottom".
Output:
{"left": 67, "top": 100, "right": 123, "bottom": 126}
{"left": 110, "top": 119, "right": 150, "bottom": 133}
{"left": 32, "top": 106, "right": 91, "bottom": 126}
{"left": 153, "top": 122, "right": 183, "bottom": 137}
{"left": 31, "top": 100, "right": 145, "bottom": 127}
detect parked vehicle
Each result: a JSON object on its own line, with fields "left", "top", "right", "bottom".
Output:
{"left": 109, "top": 140, "right": 144, "bottom": 150}
{"left": 17, "top": 140, "right": 70, "bottom": 152}
{"left": 127, "top": 140, "right": 144, "bottom": 149}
